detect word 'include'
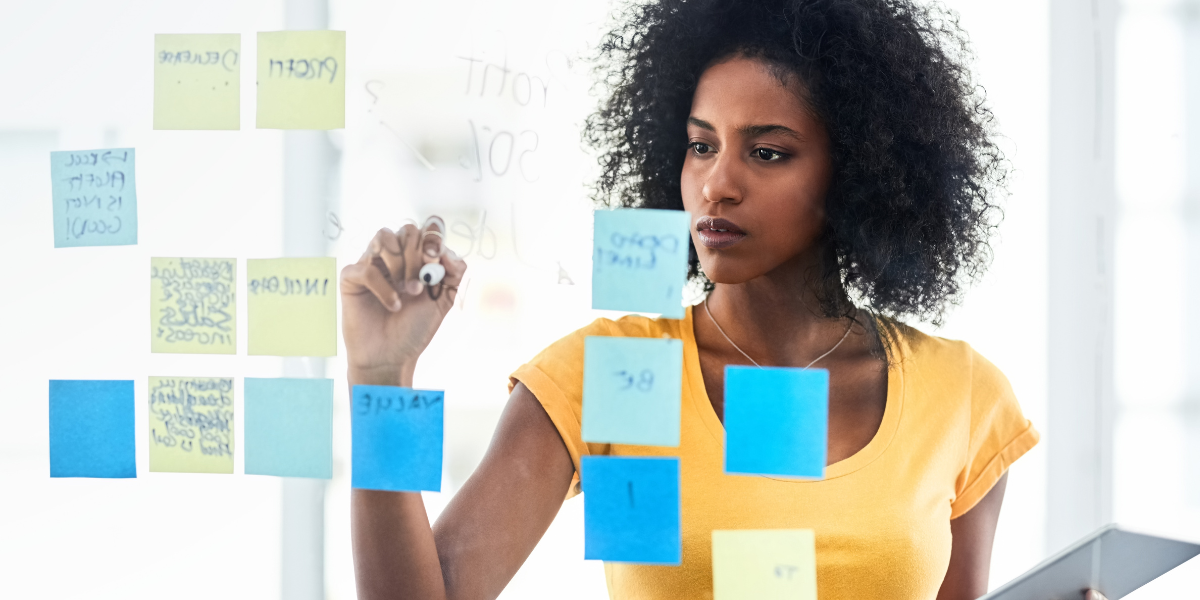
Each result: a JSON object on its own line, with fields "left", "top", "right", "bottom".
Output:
{"left": 51, "top": 148, "right": 137, "bottom": 248}
{"left": 247, "top": 257, "right": 337, "bottom": 357}
{"left": 151, "top": 257, "right": 236, "bottom": 354}
{"left": 153, "top": 34, "right": 240, "bottom": 130}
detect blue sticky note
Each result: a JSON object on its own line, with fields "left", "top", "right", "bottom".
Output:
{"left": 592, "top": 209, "right": 690, "bottom": 318}
{"left": 582, "top": 336, "right": 683, "bottom": 446}
{"left": 244, "top": 378, "right": 333, "bottom": 479}
{"left": 51, "top": 148, "right": 138, "bottom": 247}
{"left": 49, "top": 380, "right": 136, "bottom": 478}
{"left": 724, "top": 366, "right": 828, "bottom": 478}
{"left": 582, "top": 456, "right": 681, "bottom": 564}
{"left": 351, "top": 385, "right": 443, "bottom": 492}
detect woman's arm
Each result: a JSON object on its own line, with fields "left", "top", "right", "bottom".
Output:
{"left": 352, "top": 382, "right": 574, "bottom": 600}
{"left": 343, "top": 221, "right": 574, "bottom": 599}
{"left": 936, "top": 472, "right": 1008, "bottom": 600}
{"left": 937, "top": 474, "right": 1105, "bottom": 600}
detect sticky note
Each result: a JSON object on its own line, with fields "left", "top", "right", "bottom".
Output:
{"left": 51, "top": 148, "right": 137, "bottom": 248}
{"left": 592, "top": 209, "right": 690, "bottom": 318}
{"left": 582, "top": 456, "right": 681, "bottom": 564}
{"left": 351, "top": 385, "right": 444, "bottom": 492}
{"left": 49, "top": 380, "right": 136, "bottom": 478}
{"left": 256, "top": 30, "right": 346, "bottom": 129}
{"left": 148, "top": 376, "right": 234, "bottom": 474}
{"left": 582, "top": 336, "right": 683, "bottom": 446}
{"left": 244, "top": 378, "right": 333, "bottom": 479}
{"left": 724, "top": 366, "right": 828, "bottom": 479}
{"left": 712, "top": 529, "right": 817, "bottom": 600}
{"left": 247, "top": 258, "right": 337, "bottom": 356}
{"left": 150, "top": 257, "right": 236, "bottom": 354}
{"left": 153, "top": 34, "right": 240, "bottom": 129}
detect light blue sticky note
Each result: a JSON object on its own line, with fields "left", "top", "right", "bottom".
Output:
{"left": 244, "top": 378, "right": 333, "bottom": 479}
{"left": 582, "top": 336, "right": 683, "bottom": 447}
{"left": 724, "top": 366, "right": 828, "bottom": 479}
{"left": 583, "top": 456, "right": 681, "bottom": 564}
{"left": 51, "top": 148, "right": 137, "bottom": 247}
{"left": 592, "top": 209, "right": 690, "bottom": 318}
{"left": 49, "top": 380, "right": 136, "bottom": 478}
{"left": 351, "top": 385, "right": 443, "bottom": 492}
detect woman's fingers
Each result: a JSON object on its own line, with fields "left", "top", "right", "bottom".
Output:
{"left": 369, "top": 228, "right": 405, "bottom": 288}
{"left": 354, "top": 219, "right": 456, "bottom": 302}
{"left": 441, "top": 244, "right": 468, "bottom": 287}
{"left": 341, "top": 262, "right": 403, "bottom": 312}
{"left": 398, "top": 223, "right": 424, "bottom": 295}
{"left": 422, "top": 216, "right": 446, "bottom": 263}
{"left": 1084, "top": 590, "right": 1108, "bottom": 600}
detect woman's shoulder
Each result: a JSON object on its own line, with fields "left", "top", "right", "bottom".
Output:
{"left": 878, "top": 317, "right": 1011, "bottom": 392}
{"left": 515, "top": 312, "right": 685, "bottom": 379}
{"left": 530, "top": 312, "right": 686, "bottom": 363}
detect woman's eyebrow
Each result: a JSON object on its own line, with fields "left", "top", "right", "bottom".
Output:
{"left": 687, "top": 117, "right": 805, "bottom": 141}
{"left": 738, "top": 123, "right": 805, "bottom": 141}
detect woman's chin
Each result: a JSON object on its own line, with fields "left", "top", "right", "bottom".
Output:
{"left": 698, "top": 264, "right": 761, "bottom": 286}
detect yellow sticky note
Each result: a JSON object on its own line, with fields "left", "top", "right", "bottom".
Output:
{"left": 247, "top": 258, "right": 337, "bottom": 356}
{"left": 712, "top": 529, "right": 817, "bottom": 600}
{"left": 256, "top": 31, "right": 346, "bottom": 129}
{"left": 149, "top": 376, "right": 234, "bottom": 474}
{"left": 153, "top": 34, "right": 241, "bottom": 130}
{"left": 150, "top": 257, "right": 236, "bottom": 354}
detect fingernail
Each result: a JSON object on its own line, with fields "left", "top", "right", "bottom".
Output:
{"left": 391, "top": 297, "right": 403, "bottom": 311}
{"left": 425, "top": 246, "right": 439, "bottom": 258}
{"left": 406, "top": 280, "right": 424, "bottom": 295}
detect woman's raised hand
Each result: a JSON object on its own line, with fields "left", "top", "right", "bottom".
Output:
{"left": 340, "top": 217, "right": 467, "bottom": 384}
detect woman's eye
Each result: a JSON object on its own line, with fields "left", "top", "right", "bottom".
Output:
{"left": 754, "top": 148, "right": 786, "bottom": 161}
{"left": 690, "top": 142, "right": 713, "bottom": 155}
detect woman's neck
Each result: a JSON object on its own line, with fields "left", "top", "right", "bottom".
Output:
{"left": 703, "top": 261, "right": 854, "bottom": 367}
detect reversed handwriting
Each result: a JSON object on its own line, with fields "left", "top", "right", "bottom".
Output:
{"left": 249, "top": 276, "right": 331, "bottom": 296}
{"left": 268, "top": 57, "right": 338, "bottom": 83}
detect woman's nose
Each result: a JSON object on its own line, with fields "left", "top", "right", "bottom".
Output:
{"left": 701, "top": 152, "right": 744, "bottom": 205}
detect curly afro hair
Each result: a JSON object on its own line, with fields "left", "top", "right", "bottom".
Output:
{"left": 585, "top": 0, "right": 1007, "bottom": 325}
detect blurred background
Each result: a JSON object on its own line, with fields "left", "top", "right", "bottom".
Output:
{"left": 1, "top": 0, "right": 1198, "bottom": 597}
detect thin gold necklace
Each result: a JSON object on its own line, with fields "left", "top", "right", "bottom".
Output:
{"left": 702, "top": 296, "right": 853, "bottom": 369}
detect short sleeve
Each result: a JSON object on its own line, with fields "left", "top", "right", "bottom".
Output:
{"left": 949, "top": 349, "right": 1041, "bottom": 519}
{"left": 509, "top": 318, "right": 621, "bottom": 499}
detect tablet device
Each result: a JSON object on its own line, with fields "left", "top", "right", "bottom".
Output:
{"left": 980, "top": 524, "right": 1200, "bottom": 600}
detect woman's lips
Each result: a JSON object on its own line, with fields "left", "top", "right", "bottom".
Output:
{"left": 696, "top": 217, "right": 747, "bottom": 249}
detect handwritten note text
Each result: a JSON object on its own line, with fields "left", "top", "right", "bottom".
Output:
{"left": 51, "top": 149, "right": 137, "bottom": 248}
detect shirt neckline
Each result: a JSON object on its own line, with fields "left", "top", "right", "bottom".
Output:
{"left": 679, "top": 304, "right": 906, "bottom": 481}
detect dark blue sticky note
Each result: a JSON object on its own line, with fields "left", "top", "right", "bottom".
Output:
{"left": 582, "top": 456, "right": 681, "bottom": 565}
{"left": 724, "top": 366, "right": 828, "bottom": 479}
{"left": 49, "top": 380, "right": 136, "bottom": 478}
{"left": 351, "top": 385, "right": 443, "bottom": 492}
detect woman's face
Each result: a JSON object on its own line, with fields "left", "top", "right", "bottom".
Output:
{"left": 681, "top": 56, "right": 833, "bottom": 285}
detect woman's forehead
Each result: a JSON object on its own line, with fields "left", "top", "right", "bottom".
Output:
{"left": 690, "top": 57, "right": 820, "bottom": 134}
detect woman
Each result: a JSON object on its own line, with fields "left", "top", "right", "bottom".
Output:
{"left": 344, "top": 1, "right": 1082, "bottom": 598}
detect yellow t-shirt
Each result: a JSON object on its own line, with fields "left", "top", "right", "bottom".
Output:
{"left": 509, "top": 305, "right": 1039, "bottom": 600}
